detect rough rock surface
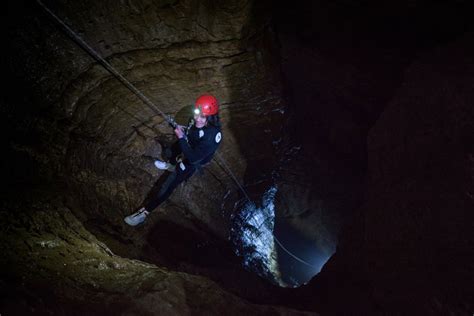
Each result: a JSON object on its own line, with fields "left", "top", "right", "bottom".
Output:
{"left": 288, "top": 32, "right": 474, "bottom": 315}
{"left": 2, "top": 0, "right": 295, "bottom": 313}
{"left": 0, "top": 193, "right": 314, "bottom": 315}
{"left": 5, "top": 0, "right": 283, "bottom": 239}
{"left": 3, "top": 0, "right": 474, "bottom": 315}
{"left": 5, "top": 0, "right": 284, "bottom": 271}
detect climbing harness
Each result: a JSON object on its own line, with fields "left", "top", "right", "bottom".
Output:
{"left": 36, "top": 0, "right": 318, "bottom": 270}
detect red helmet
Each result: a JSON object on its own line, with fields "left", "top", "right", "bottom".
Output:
{"left": 194, "top": 94, "right": 219, "bottom": 116}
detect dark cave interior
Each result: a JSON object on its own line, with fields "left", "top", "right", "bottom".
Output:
{"left": 1, "top": 0, "right": 473, "bottom": 315}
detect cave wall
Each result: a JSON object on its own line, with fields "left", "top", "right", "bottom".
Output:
{"left": 4, "top": 0, "right": 285, "bottom": 243}
{"left": 363, "top": 33, "right": 474, "bottom": 314}
{"left": 0, "top": 194, "right": 314, "bottom": 315}
{"left": 2, "top": 0, "right": 298, "bottom": 314}
{"left": 266, "top": 2, "right": 474, "bottom": 311}
{"left": 292, "top": 32, "right": 474, "bottom": 315}
{"left": 3, "top": 0, "right": 473, "bottom": 314}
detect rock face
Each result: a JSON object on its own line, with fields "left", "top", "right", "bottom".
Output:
{"left": 6, "top": 0, "right": 284, "bottom": 262}
{"left": 362, "top": 34, "right": 474, "bottom": 314}
{"left": 0, "top": 194, "right": 313, "bottom": 315}
{"left": 2, "top": 0, "right": 294, "bottom": 314}
{"left": 5, "top": 0, "right": 283, "bottom": 238}
{"left": 289, "top": 32, "right": 474, "bottom": 316}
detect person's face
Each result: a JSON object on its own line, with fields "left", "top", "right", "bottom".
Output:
{"left": 194, "top": 113, "right": 207, "bottom": 128}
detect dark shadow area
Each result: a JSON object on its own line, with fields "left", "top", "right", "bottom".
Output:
{"left": 145, "top": 219, "right": 288, "bottom": 306}
{"left": 274, "top": 219, "right": 329, "bottom": 287}
{"left": 268, "top": 0, "right": 474, "bottom": 292}
{"left": 271, "top": 1, "right": 474, "bottom": 314}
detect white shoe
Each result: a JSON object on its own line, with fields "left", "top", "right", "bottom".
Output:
{"left": 124, "top": 207, "right": 149, "bottom": 226}
{"left": 154, "top": 160, "right": 175, "bottom": 171}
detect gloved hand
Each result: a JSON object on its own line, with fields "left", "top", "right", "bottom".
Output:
{"left": 174, "top": 125, "right": 185, "bottom": 139}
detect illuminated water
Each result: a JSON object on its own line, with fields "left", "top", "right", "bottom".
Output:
{"left": 230, "top": 185, "right": 333, "bottom": 287}
{"left": 230, "top": 186, "right": 283, "bottom": 285}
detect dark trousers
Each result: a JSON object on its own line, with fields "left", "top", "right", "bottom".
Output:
{"left": 144, "top": 163, "right": 196, "bottom": 212}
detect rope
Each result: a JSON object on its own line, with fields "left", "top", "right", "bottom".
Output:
{"left": 36, "top": 0, "right": 318, "bottom": 270}
{"left": 215, "top": 153, "right": 252, "bottom": 202}
{"left": 36, "top": 0, "right": 177, "bottom": 128}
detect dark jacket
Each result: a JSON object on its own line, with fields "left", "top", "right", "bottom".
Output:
{"left": 178, "top": 124, "right": 222, "bottom": 165}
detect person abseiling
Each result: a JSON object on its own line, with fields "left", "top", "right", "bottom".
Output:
{"left": 124, "top": 94, "right": 222, "bottom": 226}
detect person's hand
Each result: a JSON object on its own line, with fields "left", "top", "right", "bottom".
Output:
{"left": 174, "top": 125, "right": 185, "bottom": 139}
